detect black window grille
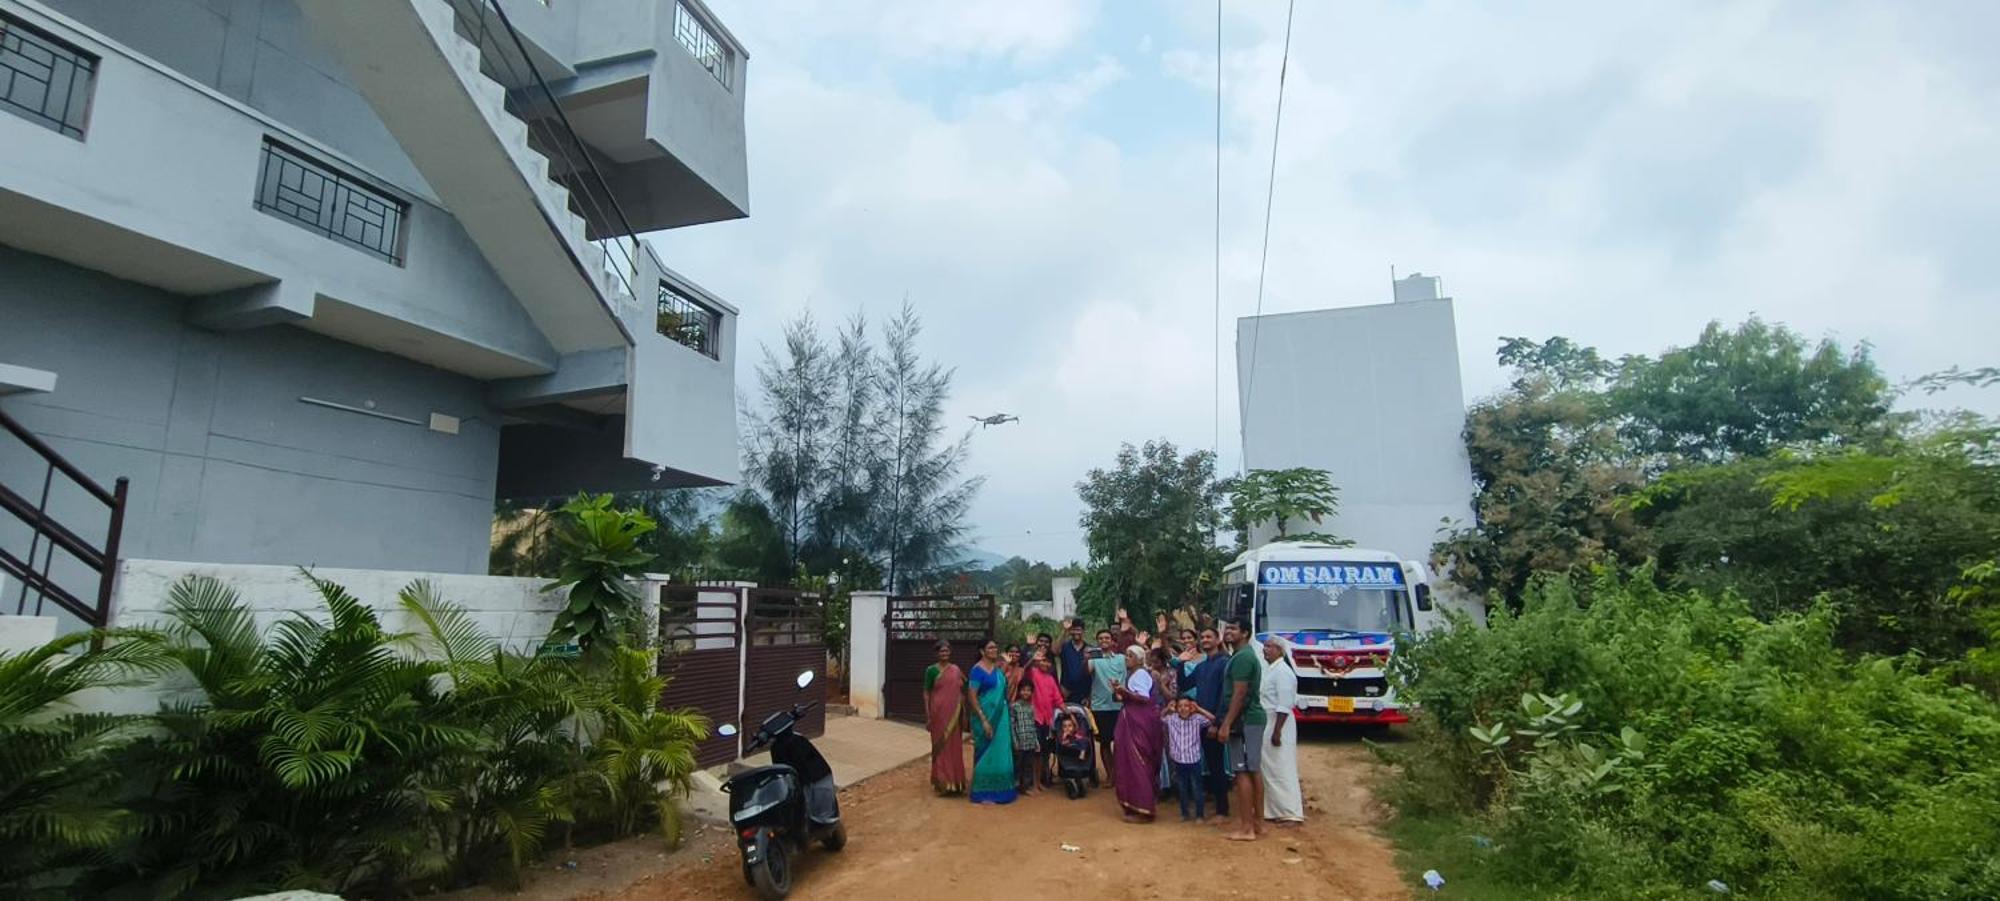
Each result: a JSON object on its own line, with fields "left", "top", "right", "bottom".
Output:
{"left": 657, "top": 281, "right": 720, "bottom": 359}
{"left": 674, "top": 2, "right": 731, "bottom": 89}
{"left": 0, "top": 12, "right": 96, "bottom": 139}
{"left": 254, "top": 140, "right": 407, "bottom": 264}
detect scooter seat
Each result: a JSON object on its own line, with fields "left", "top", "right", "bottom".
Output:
{"left": 729, "top": 763, "right": 797, "bottom": 786}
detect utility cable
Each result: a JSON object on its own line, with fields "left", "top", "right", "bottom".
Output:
{"left": 1237, "top": 0, "right": 1296, "bottom": 458}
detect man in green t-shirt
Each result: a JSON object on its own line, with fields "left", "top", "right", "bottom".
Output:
{"left": 1215, "top": 618, "right": 1265, "bottom": 841}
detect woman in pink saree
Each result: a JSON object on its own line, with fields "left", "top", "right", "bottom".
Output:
{"left": 1111, "top": 644, "right": 1165, "bottom": 821}
{"left": 924, "top": 640, "right": 968, "bottom": 795}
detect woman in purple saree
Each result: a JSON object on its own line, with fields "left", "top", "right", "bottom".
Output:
{"left": 1111, "top": 644, "right": 1165, "bottom": 821}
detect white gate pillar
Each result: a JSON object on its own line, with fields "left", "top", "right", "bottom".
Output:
{"left": 849, "top": 591, "right": 889, "bottom": 719}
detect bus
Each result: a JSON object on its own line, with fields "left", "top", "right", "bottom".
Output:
{"left": 1216, "top": 540, "right": 1441, "bottom": 726}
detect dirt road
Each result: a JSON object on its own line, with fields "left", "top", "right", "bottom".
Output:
{"left": 600, "top": 736, "right": 1408, "bottom": 901}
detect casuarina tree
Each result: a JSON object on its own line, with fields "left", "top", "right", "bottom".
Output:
{"left": 742, "top": 313, "right": 834, "bottom": 570}
{"left": 735, "top": 304, "right": 980, "bottom": 594}
{"left": 871, "top": 304, "right": 981, "bottom": 593}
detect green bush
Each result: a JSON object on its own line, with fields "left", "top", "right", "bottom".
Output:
{"left": 1380, "top": 570, "right": 2000, "bottom": 899}
{"left": 0, "top": 573, "right": 705, "bottom": 899}
{"left": 544, "top": 492, "right": 660, "bottom": 653}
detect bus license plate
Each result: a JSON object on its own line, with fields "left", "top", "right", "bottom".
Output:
{"left": 1327, "top": 697, "right": 1355, "bottom": 714}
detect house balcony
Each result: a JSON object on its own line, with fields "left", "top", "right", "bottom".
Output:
{"left": 0, "top": 1, "right": 574, "bottom": 379}
{"left": 0, "top": 1, "right": 739, "bottom": 489}
{"left": 490, "top": 252, "right": 740, "bottom": 497}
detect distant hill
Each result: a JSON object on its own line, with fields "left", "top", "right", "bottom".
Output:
{"left": 954, "top": 547, "right": 1009, "bottom": 570}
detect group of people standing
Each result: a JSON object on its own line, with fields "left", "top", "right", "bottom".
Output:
{"left": 923, "top": 610, "right": 1304, "bottom": 841}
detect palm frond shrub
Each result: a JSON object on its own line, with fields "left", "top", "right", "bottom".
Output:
{"left": 10, "top": 569, "right": 707, "bottom": 898}
{"left": 98, "top": 572, "right": 465, "bottom": 897}
{"left": 0, "top": 630, "right": 169, "bottom": 898}
{"left": 399, "top": 587, "right": 706, "bottom": 867}
{"left": 397, "top": 579, "right": 592, "bottom": 886}
{"left": 579, "top": 646, "right": 706, "bottom": 845}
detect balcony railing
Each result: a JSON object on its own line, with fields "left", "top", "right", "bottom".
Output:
{"left": 657, "top": 280, "right": 720, "bottom": 359}
{"left": 456, "top": 0, "right": 646, "bottom": 298}
{"left": 674, "top": 1, "right": 732, "bottom": 89}
{"left": 0, "top": 10, "right": 96, "bottom": 139}
{"left": 254, "top": 140, "right": 408, "bottom": 264}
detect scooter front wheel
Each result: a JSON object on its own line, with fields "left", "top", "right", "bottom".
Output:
{"left": 751, "top": 837, "right": 792, "bottom": 899}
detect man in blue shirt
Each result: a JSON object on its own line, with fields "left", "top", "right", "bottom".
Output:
{"left": 1056, "top": 617, "right": 1093, "bottom": 705}
{"left": 1188, "top": 625, "right": 1232, "bottom": 817}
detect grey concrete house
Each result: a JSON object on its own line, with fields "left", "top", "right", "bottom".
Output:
{"left": 0, "top": 0, "right": 748, "bottom": 635}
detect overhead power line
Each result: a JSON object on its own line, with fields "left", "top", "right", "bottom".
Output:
{"left": 1237, "top": 0, "right": 1296, "bottom": 461}
{"left": 1213, "top": 0, "right": 1223, "bottom": 460}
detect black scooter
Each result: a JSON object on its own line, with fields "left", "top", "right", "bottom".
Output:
{"left": 716, "top": 670, "right": 844, "bottom": 899}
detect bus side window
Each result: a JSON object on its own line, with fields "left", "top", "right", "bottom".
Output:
{"left": 1227, "top": 583, "right": 1253, "bottom": 627}
{"left": 1414, "top": 583, "right": 1435, "bottom": 612}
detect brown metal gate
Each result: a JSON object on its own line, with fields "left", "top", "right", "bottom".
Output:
{"left": 744, "top": 588, "right": 827, "bottom": 741}
{"left": 657, "top": 585, "right": 744, "bottom": 767}
{"left": 883, "top": 595, "right": 995, "bottom": 724}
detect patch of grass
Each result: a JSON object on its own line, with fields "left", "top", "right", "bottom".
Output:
{"left": 1385, "top": 811, "right": 1556, "bottom": 901}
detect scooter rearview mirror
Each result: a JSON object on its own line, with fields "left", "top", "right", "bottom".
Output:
{"left": 796, "top": 670, "right": 815, "bottom": 690}
{"left": 717, "top": 724, "right": 738, "bottom": 737}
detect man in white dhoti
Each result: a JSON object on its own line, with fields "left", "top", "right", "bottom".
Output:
{"left": 1260, "top": 635, "right": 1305, "bottom": 825}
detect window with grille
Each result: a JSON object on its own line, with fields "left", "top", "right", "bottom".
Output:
{"left": 674, "top": 2, "right": 731, "bottom": 89}
{"left": 0, "top": 12, "right": 96, "bottom": 139}
{"left": 254, "top": 140, "right": 408, "bottom": 265}
{"left": 657, "top": 281, "right": 721, "bottom": 359}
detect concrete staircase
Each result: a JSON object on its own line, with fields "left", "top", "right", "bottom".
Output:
{"left": 292, "top": 0, "right": 641, "bottom": 352}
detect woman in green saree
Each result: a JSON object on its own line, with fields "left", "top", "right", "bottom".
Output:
{"left": 965, "top": 639, "right": 1018, "bottom": 805}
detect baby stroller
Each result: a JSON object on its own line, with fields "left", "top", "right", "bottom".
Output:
{"left": 1050, "top": 704, "right": 1100, "bottom": 799}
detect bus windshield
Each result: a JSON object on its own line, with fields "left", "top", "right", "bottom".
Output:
{"left": 1260, "top": 585, "right": 1405, "bottom": 635}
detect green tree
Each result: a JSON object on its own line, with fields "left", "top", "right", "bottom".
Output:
{"left": 544, "top": 493, "right": 658, "bottom": 652}
{"left": 814, "top": 314, "right": 882, "bottom": 565}
{"left": 1610, "top": 317, "right": 1896, "bottom": 464}
{"left": 1437, "top": 322, "right": 1905, "bottom": 610}
{"left": 1911, "top": 366, "right": 2000, "bottom": 394}
{"left": 1628, "top": 439, "right": 1995, "bottom": 659}
{"left": 1075, "top": 440, "right": 1227, "bottom": 624}
{"left": 1226, "top": 466, "right": 1350, "bottom": 547}
{"left": 870, "top": 305, "right": 981, "bottom": 593}
{"left": 1434, "top": 337, "right": 1646, "bottom": 605}
{"left": 710, "top": 491, "right": 791, "bottom": 585}
{"left": 617, "top": 487, "right": 721, "bottom": 581}
{"left": 743, "top": 314, "right": 835, "bottom": 569}
{"left": 734, "top": 306, "right": 980, "bottom": 594}
{"left": 1498, "top": 334, "right": 1611, "bottom": 390}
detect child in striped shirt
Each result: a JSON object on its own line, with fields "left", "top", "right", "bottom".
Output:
{"left": 1161, "top": 693, "right": 1216, "bottom": 821}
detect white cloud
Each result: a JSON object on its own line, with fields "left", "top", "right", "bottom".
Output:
{"left": 663, "top": 0, "right": 2000, "bottom": 563}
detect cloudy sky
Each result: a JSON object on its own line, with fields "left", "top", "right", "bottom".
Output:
{"left": 649, "top": 0, "right": 2000, "bottom": 565}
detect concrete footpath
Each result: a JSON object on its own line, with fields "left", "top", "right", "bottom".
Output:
{"left": 684, "top": 712, "right": 929, "bottom": 822}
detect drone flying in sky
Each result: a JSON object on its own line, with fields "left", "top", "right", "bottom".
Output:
{"left": 969, "top": 413, "right": 1020, "bottom": 428}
